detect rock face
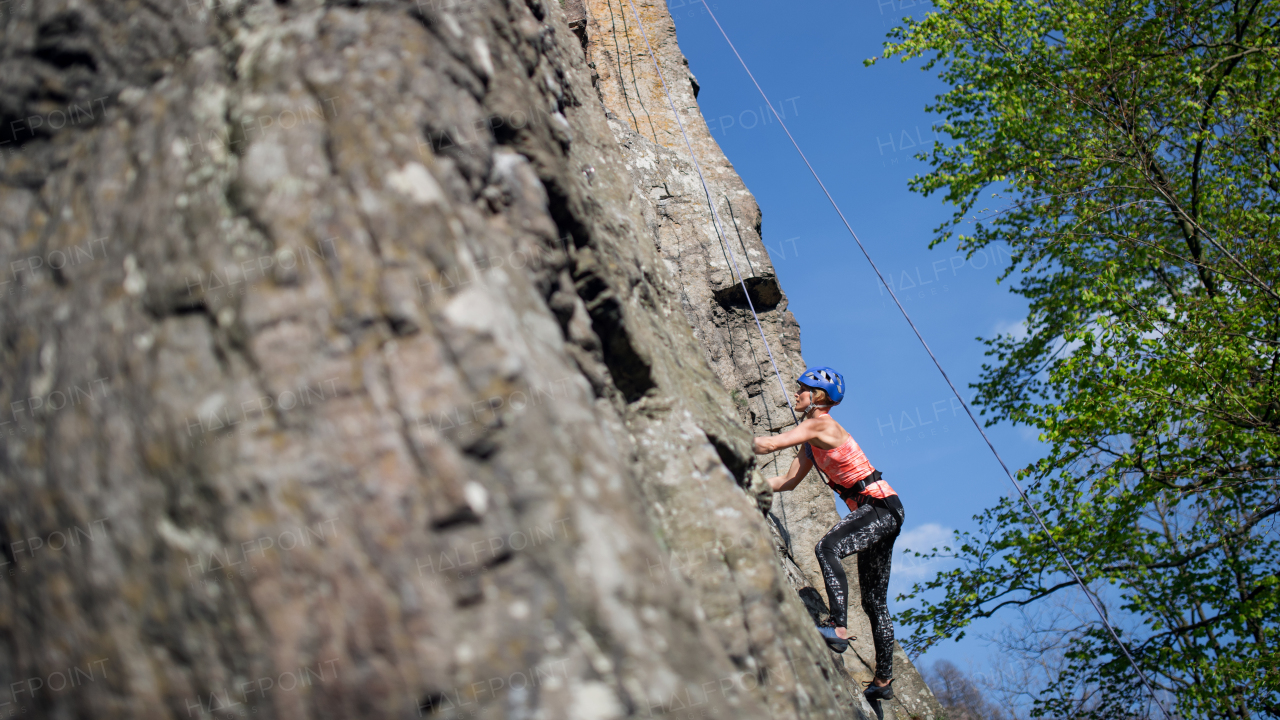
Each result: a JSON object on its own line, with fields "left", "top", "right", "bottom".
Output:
{"left": 576, "top": 5, "right": 944, "bottom": 720}
{"left": 0, "top": 1, "right": 941, "bottom": 719}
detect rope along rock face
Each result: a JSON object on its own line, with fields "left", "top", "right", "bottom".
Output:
{"left": 580, "top": 1, "right": 946, "bottom": 718}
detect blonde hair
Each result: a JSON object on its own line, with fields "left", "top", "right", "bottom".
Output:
{"left": 802, "top": 385, "right": 831, "bottom": 406}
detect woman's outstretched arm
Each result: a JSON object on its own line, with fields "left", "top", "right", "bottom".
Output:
{"left": 753, "top": 417, "right": 820, "bottom": 454}
{"left": 767, "top": 451, "right": 813, "bottom": 492}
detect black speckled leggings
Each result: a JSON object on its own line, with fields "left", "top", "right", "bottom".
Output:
{"left": 815, "top": 495, "right": 903, "bottom": 680}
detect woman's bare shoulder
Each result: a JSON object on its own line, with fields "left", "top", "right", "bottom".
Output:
{"left": 820, "top": 415, "right": 852, "bottom": 442}
{"left": 806, "top": 415, "right": 848, "bottom": 448}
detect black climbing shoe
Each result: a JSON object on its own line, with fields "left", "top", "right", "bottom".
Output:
{"left": 816, "top": 624, "right": 850, "bottom": 653}
{"left": 863, "top": 678, "right": 894, "bottom": 702}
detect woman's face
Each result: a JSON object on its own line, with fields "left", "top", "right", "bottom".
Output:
{"left": 795, "top": 385, "right": 813, "bottom": 411}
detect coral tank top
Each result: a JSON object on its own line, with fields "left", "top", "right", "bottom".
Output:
{"left": 807, "top": 435, "right": 897, "bottom": 509}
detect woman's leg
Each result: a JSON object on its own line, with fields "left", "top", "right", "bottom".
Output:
{"left": 814, "top": 503, "right": 900, "bottom": 630}
{"left": 858, "top": 529, "right": 899, "bottom": 681}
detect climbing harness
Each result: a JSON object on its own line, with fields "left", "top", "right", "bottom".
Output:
{"left": 828, "top": 470, "right": 877, "bottom": 509}
{"left": 685, "top": 3, "right": 1174, "bottom": 715}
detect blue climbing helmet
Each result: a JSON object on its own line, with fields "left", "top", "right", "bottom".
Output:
{"left": 798, "top": 366, "right": 844, "bottom": 404}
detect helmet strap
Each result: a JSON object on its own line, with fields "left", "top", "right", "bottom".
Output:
{"left": 804, "top": 403, "right": 833, "bottom": 418}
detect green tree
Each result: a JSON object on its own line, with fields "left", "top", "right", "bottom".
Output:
{"left": 872, "top": 0, "right": 1280, "bottom": 717}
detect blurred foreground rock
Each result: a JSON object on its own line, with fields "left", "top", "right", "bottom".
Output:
{"left": 0, "top": 0, "right": 942, "bottom": 718}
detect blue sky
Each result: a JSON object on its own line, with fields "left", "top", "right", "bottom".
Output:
{"left": 669, "top": 0, "right": 1046, "bottom": 677}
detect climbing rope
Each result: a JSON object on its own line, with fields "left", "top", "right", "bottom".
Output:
{"left": 689, "top": 2, "right": 1173, "bottom": 715}
{"left": 617, "top": 0, "right": 805, "bottom": 464}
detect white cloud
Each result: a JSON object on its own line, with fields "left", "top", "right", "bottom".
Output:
{"left": 893, "top": 523, "right": 956, "bottom": 587}
{"left": 990, "top": 318, "right": 1030, "bottom": 341}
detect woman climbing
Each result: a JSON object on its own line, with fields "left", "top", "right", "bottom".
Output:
{"left": 752, "top": 366, "right": 903, "bottom": 702}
